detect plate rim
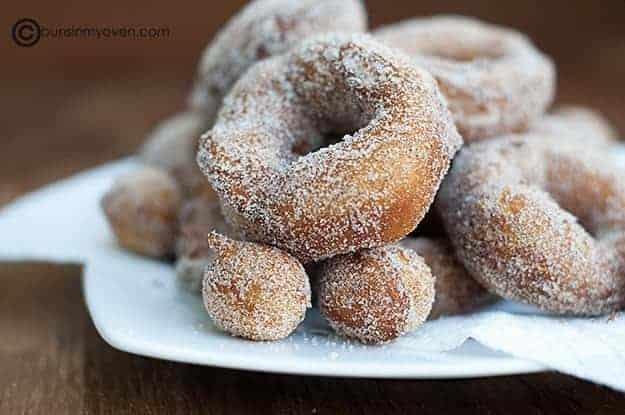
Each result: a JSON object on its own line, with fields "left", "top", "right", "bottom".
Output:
{"left": 83, "top": 268, "right": 547, "bottom": 379}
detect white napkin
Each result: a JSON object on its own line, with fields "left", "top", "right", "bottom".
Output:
{"left": 1, "top": 158, "right": 624, "bottom": 391}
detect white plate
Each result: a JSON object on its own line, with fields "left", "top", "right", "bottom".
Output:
{"left": 0, "top": 159, "right": 548, "bottom": 378}
{"left": 83, "top": 249, "right": 546, "bottom": 378}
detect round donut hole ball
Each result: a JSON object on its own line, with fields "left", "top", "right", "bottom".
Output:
{"left": 374, "top": 15, "right": 555, "bottom": 141}
{"left": 202, "top": 232, "right": 311, "bottom": 341}
{"left": 399, "top": 237, "right": 496, "bottom": 319}
{"left": 318, "top": 246, "right": 435, "bottom": 344}
{"left": 140, "top": 111, "right": 217, "bottom": 201}
{"left": 175, "top": 197, "right": 235, "bottom": 293}
{"left": 190, "top": 0, "right": 367, "bottom": 120}
{"left": 101, "top": 167, "right": 183, "bottom": 258}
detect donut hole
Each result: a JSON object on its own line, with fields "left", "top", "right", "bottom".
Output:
{"left": 289, "top": 106, "right": 373, "bottom": 158}
{"left": 531, "top": 152, "right": 612, "bottom": 238}
{"left": 420, "top": 40, "right": 505, "bottom": 62}
{"left": 546, "top": 181, "right": 600, "bottom": 238}
{"left": 291, "top": 131, "right": 345, "bottom": 156}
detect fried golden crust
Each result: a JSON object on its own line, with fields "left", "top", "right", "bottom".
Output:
{"left": 437, "top": 134, "right": 625, "bottom": 315}
{"left": 190, "top": 0, "right": 367, "bottom": 119}
{"left": 202, "top": 233, "right": 311, "bottom": 341}
{"left": 318, "top": 246, "right": 434, "bottom": 344}
{"left": 375, "top": 15, "right": 555, "bottom": 141}
{"left": 101, "top": 167, "right": 183, "bottom": 258}
{"left": 198, "top": 34, "right": 461, "bottom": 263}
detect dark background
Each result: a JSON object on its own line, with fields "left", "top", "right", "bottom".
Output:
{"left": 2, "top": 2, "right": 625, "bottom": 412}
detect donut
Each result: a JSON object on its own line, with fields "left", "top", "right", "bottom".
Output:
{"left": 399, "top": 237, "right": 495, "bottom": 319}
{"left": 531, "top": 106, "right": 618, "bottom": 144}
{"left": 203, "top": 232, "right": 311, "bottom": 341}
{"left": 175, "top": 197, "right": 234, "bottom": 292}
{"left": 101, "top": 167, "right": 183, "bottom": 258}
{"left": 198, "top": 33, "right": 462, "bottom": 263}
{"left": 190, "top": 0, "right": 367, "bottom": 119}
{"left": 374, "top": 15, "right": 555, "bottom": 141}
{"left": 437, "top": 133, "right": 625, "bottom": 315}
{"left": 318, "top": 245, "right": 435, "bottom": 344}
{"left": 140, "top": 111, "right": 217, "bottom": 200}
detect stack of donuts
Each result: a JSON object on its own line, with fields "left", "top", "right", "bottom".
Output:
{"left": 101, "top": 0, "right": 625, "bottom": 344}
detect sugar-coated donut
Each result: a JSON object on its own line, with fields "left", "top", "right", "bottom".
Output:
{"left": 198, "top": 33, "right": 462, "bottom": 263}
{"left": 531, "top": 106, "right": 618, "bottom": 144}
{"left": 374, "top": 15, "right": 555, "bottom": 141}
{"left": 140, "top": 112, "right": 217, "bottom": 200}
{"left": 319, "top": 246, "right": 434, "bottom": 343}
{"left": 437, "top": 134, "right": 625, "bottom": 315}
{"left": 190, "top": 0, "right": 367, "bottom": 119}
{"left": 399, "top": 237, "right": 495, "bottom": 319}
{"left": 202, "top": 232, "right": 311, "bottom": 341}
{"left": 101, "top": 167, "right": 183, "bottom": 258}
{"left": 318, "top": 245, "right": 434, "bottom": 344}
{"left": 175, "top": 197, "right": 234, "bottom": 292}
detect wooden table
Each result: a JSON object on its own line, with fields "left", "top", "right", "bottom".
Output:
{"left": 2, "top": 74, "right": 625, "bottom": 414}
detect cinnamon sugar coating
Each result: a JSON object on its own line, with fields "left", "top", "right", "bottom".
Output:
{"left": 374, "top": 15, "right": 555, "bottom": 141}
{"left": 198, "top": 33, "right": 462, "bottom": 263}
{"left": 318, "top": 245, "right": 435, "bottom": 344}
{"left": 400, "top": 237, "right": 496, "bottom": 319}
{"left": 437, "top": 134, "right": 625, "bottom": 315}
{"left": 190, "top": 0, "right": 367, "bottom": 119}
{"left": 202, "top": 233, "right": 311, "bottom": 341}
{"left": 101, "top": 167, "right": 183, "bottom": 258}
{"left": 140, "top": 111, "right": 217, "bottom": 200}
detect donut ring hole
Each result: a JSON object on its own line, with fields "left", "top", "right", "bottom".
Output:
{"left": 498, "top": 142, "right": 610, "bottom": 237}
{"left": 376, "top": 22, "right": 509, "bottom": 64}
{"left": 544, "top": 154, "right": 618, "bottom": 238}
{"left": 415, "top": 38, "right": 506, "bottom": 63}
{"left": 290, "top": 129, "right": 355, "bottom": 157}
{"left": 275, "top": 70, "right": 378, "bottom": 165}
{"left": 373, "top": 16, "right": 556, "bottom": 141}
{"left": 288, "top": 100, "right": 374, "bottom": 158}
